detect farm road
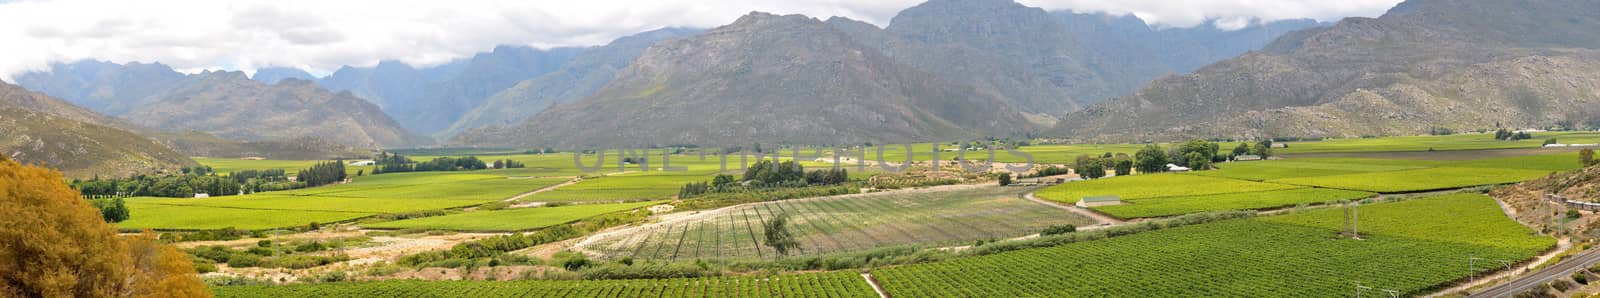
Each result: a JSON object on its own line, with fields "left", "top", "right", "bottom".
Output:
{"left": 1023, "top": 191, "right": 1124, "bottom": 226}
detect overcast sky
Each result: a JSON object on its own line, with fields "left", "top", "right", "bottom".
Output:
{"left": 0, "top": 0, "right": 1403, "bottom": 80}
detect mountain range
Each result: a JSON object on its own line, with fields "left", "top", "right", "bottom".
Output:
{"left": 1061, "top": 0, "right": 1600, "bottom": 142}
{"left": 453, "top": 0, "right": 1322, "bottom": 148}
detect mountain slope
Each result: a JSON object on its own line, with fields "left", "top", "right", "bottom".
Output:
{"left": 12, "top": 60, "right": 188, "bottom": 115}
{"left": 442, "top": 28, "right": 702, "bottom": 137}
{"left": 1062, "top": 0, "right": 1600, "bottom": 142}
{"left": 121, "top": 72, "right": 429, "bottom": 149}
{"left": 0, "top": 81, "right": 194, "bottom": 178}
{"left": 317, "top": 47, "right": 583, "bottom": 135}
{"left": 454, "top": 13, "right": 1031, "bottom": 148}
{"left": 251, "top": 67, "right": 318, "bottom": 84}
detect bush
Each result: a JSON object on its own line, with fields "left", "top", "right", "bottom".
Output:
{"left": 1569, "top": 209, "right": 1582, "bottom": 219}
{"left": 1041, "top": 224, "right": 1077, "bottom": 236}
{"left": 1574, "top": 271, "right": 1589, "bottom": 284}
{"left": 998, "top": 173, "right": 1012, "bottom": 186}
{"left": 1550, "top": 279, "right": 1573, "bottom": 292}
{"left": 226, "top": 253, "right": 261, "bottom": 267}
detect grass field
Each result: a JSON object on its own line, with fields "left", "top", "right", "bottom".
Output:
{"left": 117, "top": 172, "right": 571, "bottom": 230}
{"left": 364, "top": 201, "right": 664, "bottom": 232}
{"left": 1269, "top": 167, "right": 1556, "bottom": 193}
{"left": 1092, "top": 188, "right": 1376, "bottom": 219}
{"left": 580, "top": 187, "right": 1093, "bottom": 260}
{"left": 874, "top": 194, "right": 1553, "bottom": 297}
{"left": 1035, "top": 174, "right": 1301, "bottom": 203}
{"left": 212, "top": 271, "right": 876, "bottom": 297}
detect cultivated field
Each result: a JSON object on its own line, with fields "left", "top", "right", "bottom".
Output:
{"left": 873, "top": 194, "right": 1554, "bottom": 296}
{"left": 1036, "top": 174, "right": 1302, "bottom": 202}
{"left": 212, "top": 271, "right": 877, "bottom": 297}
{"left": 364, "top": 201, "right": 665, "bottom": 232}
{"left": 1091, "top": 188, "right": 1375, "bottom": 219}
{"left": 1269, "top": 167, "right": 1555, "bottom": 193}
{"left": 579, "top": 186, "right": 1094, "bottom": 260}
{"left": 117, "top": 172, "right": 571, "bottom": 230}
{"left": 1276, "top": 131, "right": 1600, "bottom": 154}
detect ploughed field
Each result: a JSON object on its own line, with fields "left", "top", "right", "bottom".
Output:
{"left": 577, "top": 186, "right": 1094, "bottom": 261}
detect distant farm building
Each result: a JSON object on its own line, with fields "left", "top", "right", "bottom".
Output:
{"left": 1166, "top": 164, "right": 1191, "bottom": 172}
{"left": 193, "top": 193, "right": 210, "bottom": 198}
{"left": 349, "top": 160, "right": 376, "bottom": 166}
{"left": 1235, "top": 155, "right": 1262, "bottom": 161}
{"left": 1078, "top": 195, "right": 1122, "bottom": 207}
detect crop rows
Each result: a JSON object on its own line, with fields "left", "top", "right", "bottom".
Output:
{"left": 583, "top": 187, "right": 1092, "bottom": 260}
{"left": 212, "top": 272, "right": 876, "bottom": 297}
{"left": 1269, "top": 167, "right": 1555, "bottom": 193}
{"left": 874, "top": 194, "right": 1553, "bottom": 297}
{"left": 1092, "top": 188, "right": 1376, "bottom": 219}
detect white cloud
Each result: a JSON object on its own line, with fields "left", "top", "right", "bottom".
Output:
{"left": 0, "top": 0, "right": 1402, "bottom": 80}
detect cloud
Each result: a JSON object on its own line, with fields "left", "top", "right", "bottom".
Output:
{"left": 0, "top": 0, "right": 1402, "bottom": 80}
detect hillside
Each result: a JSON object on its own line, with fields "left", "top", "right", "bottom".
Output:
{"left": 120, "top": 72, "right": 430, "bottom": 149}
{"left": 0, "top": 81, "right": 194, "bottom": 178}
{"left": 441, "top": 28, "right": 702, "bottom": 138}
{"left": 1061, "top": 0, "right": 1600, "bottom": 142}
{"left": 455, "top": 12, "right": 1031, "bottom": 148}
{"left": 153, "top": 132, "right": 372, "bottom": 160}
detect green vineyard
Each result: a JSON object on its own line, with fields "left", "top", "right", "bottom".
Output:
{"left": 872, "top": 194, "right": 1553, "bottom": 296}
{"left": 212, "top": 272, "right": 877, "bottom": 297}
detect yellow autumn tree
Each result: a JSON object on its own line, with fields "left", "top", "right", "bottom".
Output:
{"left": 0, "top": 158, "right": 209, "bottom": 297}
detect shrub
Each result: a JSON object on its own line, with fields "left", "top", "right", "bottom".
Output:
{"left": 1574, "top": 271, "right": 1588, "bottom": 284}
{"left": 1550, "top": 279, "right": 1572, "bottom": 292}
{"left": 1041, "top": 224, "right": 1077, "bottom": 236}
{"left": 226, "top": 253, "right": 261, "bottom": 267}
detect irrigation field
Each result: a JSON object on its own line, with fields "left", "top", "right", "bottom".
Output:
{"left": 117, "top": 172, "right": 572, "bottom": 230}
{"left": 363, "top": 201, "right": 665, "bottom": 232}
{"left": 873, "top": 194, "right": 1554, "bottom": 297}
{"left": 578, "top": 186, "right": 1094, "bottom": 261}
{"left": 212, "top": 271, "right": 876, "bottom": 297}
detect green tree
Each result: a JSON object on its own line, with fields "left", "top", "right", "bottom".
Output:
{"left": 998, "top": 173, "right": 1012, "bottom": 186}
{"left": 1134, "top": 145, "right": 1169, "bottom": 174}
{"left": 763, "top": 213, "right": 800, "bottom": 256}
{"left": 1232, "top": 143, "right": 1251, "bottom": 156}
{"left": 1582, "top": 149, "right": 1596, "bottom": 167}
{"left": 1186, "top": 152, "right": 1211, "bottom": 171}
{"left": 1114, "top": 158, "right": 1133, "bottom": 176}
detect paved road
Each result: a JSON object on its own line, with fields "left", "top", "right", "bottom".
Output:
{"left": 1468, "top": 248, "right": 1600, "bottom": 298}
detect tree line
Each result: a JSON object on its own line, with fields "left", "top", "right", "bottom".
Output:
{"left": 297, "top": 161, "right": 347, "bottom": 187}
{"left": 680, "top": 160, "right": 850, "bottom": 197}
{"left": 372, "top": 152, "right": 508, "bottom": 174}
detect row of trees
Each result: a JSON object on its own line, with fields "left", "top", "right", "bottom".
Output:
{"left": 492, "top": 159, "right": 526, "bottom": 169}
{"left": 1494, "top": 129, "right": 1534, "bottom": 141}
{"left": 74, "top": 174, "right": 243, "bottom": 198}
{"left": 1130, "top": 139, "right": 1274, "bottom": 174}
{"left": 297, "top": 161, "right": 347, "bottom": 187}
{"left": 372, "top": 152, "right": 493, "bottom": 174}
{"left": 680, "top": 160, "right": 851, "bottom": 197}
{"left": 1073, "top": 153, "right": 1133, "bottom": 179}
